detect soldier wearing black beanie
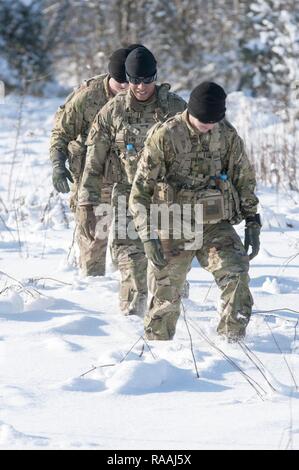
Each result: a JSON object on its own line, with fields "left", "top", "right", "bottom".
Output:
{"left": 51, "top": 43, "right": 144, "bottom": 279}
{"left": 108, "top": 45, "right": 144, "bottom": 83}
{"left": 125, "top": 47, "right": 157, "bottom": 79}
{"left": 188, "top": 82, "right": 227, "bottom": 124}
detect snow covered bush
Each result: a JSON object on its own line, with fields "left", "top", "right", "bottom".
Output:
{"left": 0, "top": 0, "right": 52, "bottom": 92}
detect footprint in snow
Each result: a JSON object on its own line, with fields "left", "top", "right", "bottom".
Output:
{"left": 50, "top": 315, "right": 107, "bottom": 337}
{"left": 0, "top": 421, "right": 48, "bottom": 448}
{"left": 0, "top": 385, "right": 37, "bottom": 409}
{"left": 61, "top": 377, "right": 105, "bottom": 393}
{"left": 42, "top": 335, "right": 83, "bottom": 353}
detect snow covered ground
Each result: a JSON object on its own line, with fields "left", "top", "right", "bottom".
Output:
{"left": 0, "top": 93, "right": 299, "bottom": 450}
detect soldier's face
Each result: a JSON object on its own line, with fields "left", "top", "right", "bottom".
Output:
{"left": 130, "top": 82, "right": 156, "bottom": 101}
{"left": 189, "top": 114, "right": 216, "bottom": 133}
{"left": 109, "top": 78, "right": 129, "bottom": 95}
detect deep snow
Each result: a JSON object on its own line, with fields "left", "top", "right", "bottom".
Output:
{"left": 0, "top": 93, "right": 298, "bottom": 450}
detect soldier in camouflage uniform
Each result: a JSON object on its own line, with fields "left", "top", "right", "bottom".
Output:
{"left": 50, "top": 46, "right": 140, "bottom": 276}
{"left": 78, "top": 47, "right": 186, "bottom": 316}
{"left": 129, "top": 82, "right": 261, "bottom": 341}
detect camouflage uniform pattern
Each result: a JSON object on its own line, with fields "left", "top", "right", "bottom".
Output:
{"left": 79, "top": 85, "right": 186, "bottom": 315}
{"left": 50, "top": 74, "right": 114, "bottom": 276}
{"left": 129, "top": 110, "right": 259, "bottom": 339}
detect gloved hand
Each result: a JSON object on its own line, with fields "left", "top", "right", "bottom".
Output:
{"left": 244, "top": 215, "right": 261, "bottom": 260}
{"left": 144, "top": 239, "right": 167, "bottom": 268}
{"left": 77, "top": 205, "right": 95, "bottom": 242}
{"left": 52, "top": 161, "right": 74, "bottom": 193}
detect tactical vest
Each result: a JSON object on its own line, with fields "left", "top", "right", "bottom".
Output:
{"left": 155, "top": 114, "right": 242, "bottom": 225}
{"left": 113, "top": 84, "right": 180, "bottom": 185}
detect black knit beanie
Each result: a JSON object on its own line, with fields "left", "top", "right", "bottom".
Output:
{"left": 188, "top": 82, "right": 227, "bottom": 123}
{"left": 108, "top": 48, "right": 131, "bottom": 83}
{"left": 125, "top": 47, "right": 157, "bottom": 78}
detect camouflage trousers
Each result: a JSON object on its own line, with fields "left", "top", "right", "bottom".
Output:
{"left": 145, "top": 221, "right": 253, "bottom": 341}
{"left": 72, "top": 183, "right": 113, "bottom": 276}
{"left": 111, "top": 183, "right": 148, "bottom": 316}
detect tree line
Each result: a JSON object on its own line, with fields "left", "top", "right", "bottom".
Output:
{"left": 0, "top": 0, "right": 298, "bottom": 105}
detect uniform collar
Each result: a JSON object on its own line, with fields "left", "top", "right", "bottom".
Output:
{"left": 182, "top": 110, "right": 219, "bottom": 138}
{"left": 125, "top": 87, "right": 158, "bottom": 111}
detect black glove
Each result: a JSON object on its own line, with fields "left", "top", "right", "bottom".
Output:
{"left": 52, "top": 162, "right": 74, "bottom": 193}
{"left": 52, "top": 150, "right": 73, "bottom": 193}
{"left": 143, "top": 239, "right": 167, "bottom": 268}
{"left": 244, "top": 214, "right": 261, "bottom": 261}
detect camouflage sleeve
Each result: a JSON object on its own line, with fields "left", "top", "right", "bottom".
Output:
{"left": 49, "top": 89, "right": 87, "bottom": 161}
{"left": 78, "top": 104, "right": 113, "bottom": 206}
{"left": 129, "top": 126, "right": 172, "bottom": 241}
{"left": 229, "top": 131, "right": 259, "bottom": 219}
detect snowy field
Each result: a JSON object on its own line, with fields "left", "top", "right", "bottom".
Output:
{"left": 0, "top": 94, "right": 299, "bottom": 450}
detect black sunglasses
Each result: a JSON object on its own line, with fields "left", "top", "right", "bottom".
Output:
{"left": 126, "top": 73, "right": 157, "bottom": 85}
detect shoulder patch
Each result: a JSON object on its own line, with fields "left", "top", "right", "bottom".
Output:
{"left": 146, "top": 121, "right": 165, "bottom": 141}
{"left": 164, "top": 116, "right": 192, "bottom": 154}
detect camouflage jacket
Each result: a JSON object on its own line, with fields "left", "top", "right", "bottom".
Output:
{"left": 78, "top": 84, "right": 187, "bottom": 205}
{"left": 129, "top": 110, "right": 259, "bottom": 241}
{"left": 50, "top": 73, "right": 113, "bottom": 179}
